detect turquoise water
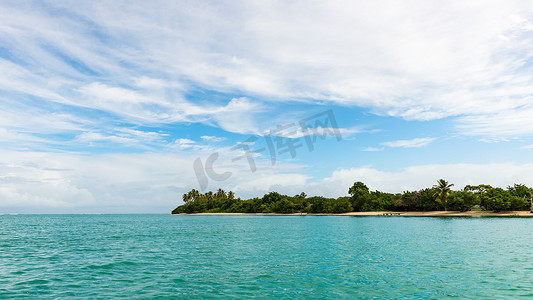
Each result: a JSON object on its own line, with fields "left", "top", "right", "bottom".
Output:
{"left": 1, "top": 215, "right": 533, "bottom": 298}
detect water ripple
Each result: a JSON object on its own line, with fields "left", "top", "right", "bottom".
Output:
{"left": 0, "top": 215, "right": 532, "bottom": 298}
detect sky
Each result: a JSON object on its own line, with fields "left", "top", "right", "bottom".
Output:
{"left": 1, "top": 0, "right": 533, "bottom": 213}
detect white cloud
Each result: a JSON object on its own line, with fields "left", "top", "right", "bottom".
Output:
{"left": 1, "top": 1, "right": 533, "bottom": 138}
{"left": 456, "top": 105, "right": 533, "bottom": 137}
{"left": 201, "top": 136, "right": 226, "bottom": 142}
{"left": 381, "top": 137, "right": 436, "bottom": 148}
{"left": 177, "top": 138, "right": 194, "bottom": 144}
{"left": 0, "top": 98, "right": 91, "bottom": 135}
{"left": 77, "top": 82, "right": 185, "bottom": 123}
{"left": 76, "top": 132, "right": 137, "bottom": 144}
{"left": 117, "top": 128, "right": 169, "bottom": 142}
{"left": 0, "top": 151, "right": 195, "bottom": 213}
{"left": 74, "top": 129, "right": 170, "bottom": 147}
{"left": 269, "top": 126, "right": 363, "bottom": 140}
{"left": 361, "top": 147, "right": 384, "bottom": 152}
{"left": 172, "top": 138, "right": 196, "bottom": 149}
{"left": 210, "top": 97, "right": 264, "bottom": 134}
{"left": 2, "top": 149, "right": 531, "bottom": 213}
{"left": 0, "top": 149, "right": 307, "bottom": 213}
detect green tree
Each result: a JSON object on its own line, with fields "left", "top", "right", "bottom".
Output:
{"left": 481, "top": 188, "right": 511, "bottom": 212}
{"left": 507, "top": 184, "right": 532, "bottom": 198}
{"left": 434, "top": 179, "right": 454, "bottom": 211}
{"left": 182, "top": 192, "right": 192, "bottom": 205}
{"left": 215, "top": 188, "right": 227, "bottom": 200}
{"left": 447, "top": 190, "right": 479, "bottom": 212}
{"left": 292, "top": 192, "right": 308, "bottom": 212}
{"left": 360, "top": 191, "right": 396, "bottom": 211}
{"left": 308, "top": 196, "right": 331, "bottom": 213}
{"left": 273, "top": 197, "right": 295, "bottom": 213}
{"left": 465, "top": 184, "right": 492, "bottom": 209}
{"left": 348, "top": 182, "right": 371, "bottom": 211}
{"left": 418, "top": 188, "right": 441, "bottom": 211}
{"left": 507, "top": 184, "right": 533, "bottom": 210}
{"left": 396, "top": 191, "right": 420, "bottom": 211}
{"left": 332, "top": 197, "right": 353, "bottom": 213}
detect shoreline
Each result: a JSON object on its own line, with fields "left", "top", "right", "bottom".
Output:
{"left": 175, "top": 211, "right": 533, "bottom": 217}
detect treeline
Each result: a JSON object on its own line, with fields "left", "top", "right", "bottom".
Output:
{"left": 171, "top": 180, "right": 533, "bottom": 214}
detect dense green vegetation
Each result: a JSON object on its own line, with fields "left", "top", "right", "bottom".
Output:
{"left": 172, "top": 180, "right": 533, "bottom": 214}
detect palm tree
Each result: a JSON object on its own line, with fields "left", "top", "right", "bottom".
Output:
{"left": 182, "top": 189, "right": 201, "bottom": 205}
{"left": 216, "top": 188, "right": 227, "bottom": 200}
{"left": 182, "top": 192, "right": 192, "bottom": 205}
{"left": 434, "top": 179, "right": 454, "bottom": 211}
{"left": 190, "top": 189, "right": 200, "bottom": 201}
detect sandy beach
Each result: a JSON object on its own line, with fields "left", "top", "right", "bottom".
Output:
{"left": 179, "top": 211, "right": 533, "bottom": 217}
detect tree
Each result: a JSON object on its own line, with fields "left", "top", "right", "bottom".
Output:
{"left": 348, "top": 182, "right": 371, "bottom": 211}
{"left": 507, "top": 184, "right": 532, "bottom": 198}
{"left": 190, "top": 189, "right": 200, "bottom": 200}
{"left": 434, "top": 179, "right": 454, "bottom": 211}
{"left": 396, "top": 191, "right": 419, "bottom": 211}
{"left": 293, "top": 192, "right": 309, "bottom": 213}
{"left": 273, "top": 197, "right": 295, "bottom": 213}
{"left": 182, "top": 192, "right": 192, "bottom": 205}
{"left": 481, "top": 188, "right": 511, "bottom": 212}
{"left": 308, "top": 196, "right": 331, "bottom": 213}
{"left": 464, "top": 184, "right": 492, "bottom": 209}
{"left": 418, "top": 188, "right": 441, "bottom": 211}
{"left": 215, "top": 188, "right": 227, "bottom": 200}
{"left": 507, "top": 184, "right": 533, "bottom": 211}
{"left": 447, "top": 190, "right": 479, "bottom": 212}
{"left": 361, "top": 191, "right": 396, "bottom": 211}
{"left": 332, "top": 197, "right": 353, "bottom": 213}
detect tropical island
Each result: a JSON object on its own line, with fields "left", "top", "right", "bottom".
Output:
{"left": 172, "top": 180, "right": 533, "bottom": 216}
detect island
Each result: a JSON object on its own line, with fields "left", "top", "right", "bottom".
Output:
{"left": 172, "top": 180, "right": 533, "bottom": 216}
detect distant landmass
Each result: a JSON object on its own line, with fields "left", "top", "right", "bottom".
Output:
{"left": 172, "top": 180, "right": 533, "bottom": 214}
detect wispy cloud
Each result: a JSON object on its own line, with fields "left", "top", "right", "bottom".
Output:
{"left": 201, "top": 136, "right": 226, "bottom": 142}
{"left": 76, "top": 132, "right": 137, "bottom": 144}
{"left": 270, "top": 126, "right": 370, "bottom": 139}
{"left": 456, "top": 105, "right": 533, "bottom": 138}
{"left": 1, "top": 1, "right": 533, "bottom": 140}
{"left": 172, "top": 138, "right": 196, "bottom": 150}
{"left": 74, "top": 129, "right": 170, "bottom": 147}
{"left": 381, "top": 137, "right": 436, "bottom": 148}
{"left": 361, "top": 147, "right": 384, "bottom": 152}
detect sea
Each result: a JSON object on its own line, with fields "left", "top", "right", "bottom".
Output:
{"left": 1, "top": 214, "right": 532, "bottom": 298}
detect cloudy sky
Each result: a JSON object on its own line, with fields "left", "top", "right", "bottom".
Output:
{"left": 1, "top": 0, "right": 533, "bottom": 213}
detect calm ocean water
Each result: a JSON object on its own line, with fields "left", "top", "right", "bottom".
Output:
{"left": 1, "top": 214, "right": 532, "bottom": 299}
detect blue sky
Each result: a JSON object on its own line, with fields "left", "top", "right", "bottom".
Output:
{"left": 1, "top": 0, "right": 533, "bottom": 213}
